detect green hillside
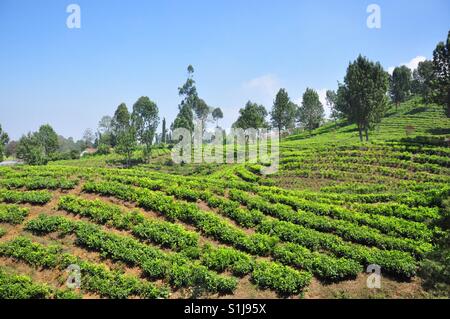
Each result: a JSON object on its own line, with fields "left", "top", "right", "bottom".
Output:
{"left": 284, "top": 97, "right": 449, "bottom": 146}
{"left": 0, "top": 98, "right": 449, "bottom": 299}
{"left": 268, "top": 98, "right": 450, "bottom": 191}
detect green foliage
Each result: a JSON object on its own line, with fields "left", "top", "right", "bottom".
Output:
{"left": 0, "top": 236, "right": 60, "bottom": 268}
{"left": 16, "top": 133, "right": 48, "bottom": 165}
{"left": 25, "top": 215, "right": 237, "bottom": 294}
{"left": 0, "top": 266, "right": 82, "bottom": 299}
{"left": 15, "top": 124, "right": 60, "bottom": 165}
{"left": 115, "top": 128, "right": 137, "bottom": 162}
{"left": 0, "top": 189, "right": 52, "bottom": 205}
{"left": 0, "top": 268, "right": 52, "bottom": 299}
{"left": 194, "top": 98, "right": 210, "bottom": 130}
{"left": 25, "top": 214, "right": 75, "bottom": 235}
{"left": 273, "top": 243, "right": 361, "bottom": 281}
{"left": 172, "top": 65, "right": 197, "bottom": 132}
{"left": 83, "top": 179, "right": 384, "bottom": 283}
{"left": 2, "top": 32, "right": 450, "bottom": 300}
{"left": 419, "top": 233, "right": 450, "bottom": 297}
{"left": 432, "top": 30, "right": 450, "bottom": 116}
{"left": 36, "top": 124, "right": 59, "bottom": 157}
{"left": 336, "top": 55, "right": 389, "bottom": 141}
{"left": 2, "top": 97, "right": 448, "bottom": 296}
{"left": 58, "top": 195, "right": 199, "bottom": 251}
{"left": 251, "top": 261, "right": 312, "bottom": 296}
{"left": 112, "top": 103, "right": 132, "bottom": 133}
{"left": 200, "top": 245, "right": 255, "bottom": 277}
{"left": 297, "top": 88, "right": 324, "bottom": 131}
{"left": 256, "top": 190, "right": 435, "bottom": 242}
{"left": 257, "top": 218, "right": 417, "bottom": 278}
{"left": 96, "top": 142, "right": 111, "bottom": 155}
{"left": 390, "top": 65, "right": 412, "bottom": 105}
{"left": 0, "top": 124, "right": 9, "bottom": 162}
{"left": 419, "top": 197, "right": 450, "bottom": 297}
{"left": 0, "top": 237, "right": 167, "bottom": 299}
{"left": 233, "top": 101, "right": 268, "bottom": 129}
{"left": 0, "top": 176, "right": 78, "bottom": 190}
{"left": 412, "top": 60, "right": 436, "bottom": 103}
{"left": 234, "top": 166, "right": 260, "bottom": 183}
{"left": 172, "top": 104, "right": 194, "bottom": 133}
{"left": 202, "top": 191, "right": 264, "bottom": 228}
{"left": 112, "top": 103, "right": 137, "bottom": 166}
{"left": 271, "top": 88, "right": 297, "bottom": 131}
{"left": 0, "top": 204, "right": 29, "bottom": 224}
{"left": 212, "top": 107, "right": 224, "bottom": 127}
{"left": 132, "top": 96, "right": 160, "bottom": 159}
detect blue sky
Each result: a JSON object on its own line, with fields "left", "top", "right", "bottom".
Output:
{"left": 0, "top": 0, "right": 449, "bottom": 140}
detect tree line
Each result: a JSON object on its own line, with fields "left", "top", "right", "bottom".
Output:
{"left": 0, "top": 30, "right": 448, "bottom": 164}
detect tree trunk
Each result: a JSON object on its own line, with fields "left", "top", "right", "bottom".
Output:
{"left": 358, "top": 124, "right": 363, "bottom": 142}
{"left": 146, "top": 144, "right": 152, "bottom": 163}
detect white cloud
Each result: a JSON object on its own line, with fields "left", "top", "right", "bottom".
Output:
{"left": 387, "top": 55, "right": 427, "bottom": 75}
{"left": 242, "top": 74, "right": 280, "bottom": 106}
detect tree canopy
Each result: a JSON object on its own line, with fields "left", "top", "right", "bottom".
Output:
{"left": 0, "top": 124, "right": 10, "bottom": 162}
{"left": 132, "top": 96, "right": 159, "bottom": 159}
{"left": 412, "top": 60, "right": 436, "bottom": 103}
{"left": 16, "top": 133, "right": 47, "bottom": 165}
{"left": 172, "top": 65, "right": 198, "bottom": 132}
{"left": 297, "top": 88, "right": 324, "bottom": 131}
{"left": 112, "top": 103, "right": 132, "bottom": 133}
{"left": 336, "top": 55, "right": 389, "bottom": 141}
{"left": 432, "top": 30, "right": 450, "bottom": 116}
{"left": 172, "top": 104, "right": 194, "bottom": 133}
{"left": 270, "top": 88, "right": 297, "bottom": 132}
{"left": 194, "top": 98, "right": 211, "bottom": 132}
{"left": 390, "top": 65, "right": 412, "bottom": 107}
{"left": 232, "top": 101, "right": 268, "bottom": 130}
{"left": 212, "top": 108, "right": 224, "bottom": 128}
{"left": 36, "top": 124, "right": 58, "bottom": 156}
{"left": 15, "top": 124, "right": 62, "bottom": 164}
{"left": 112, "top": 103, "right": 136, "bottom": 166}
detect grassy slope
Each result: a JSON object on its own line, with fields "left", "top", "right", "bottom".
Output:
{"left": 271, "top": 98, "right": 450, "bottom": 190}
{"left": 285, "top": 98, "right": 449, "bottom": 146}
{"left": 1, "top": 98, "right": 449, "bottom": 299}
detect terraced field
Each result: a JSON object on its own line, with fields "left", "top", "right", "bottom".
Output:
{"left": 0, "top": 100, "right": 449, "bottom": 299}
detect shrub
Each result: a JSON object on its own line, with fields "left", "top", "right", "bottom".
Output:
{"left": 250, "top": 261, "right": 312, "bottom": 296}
{"left": 0, "top": 204, "right": 29, "bottom": 224}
